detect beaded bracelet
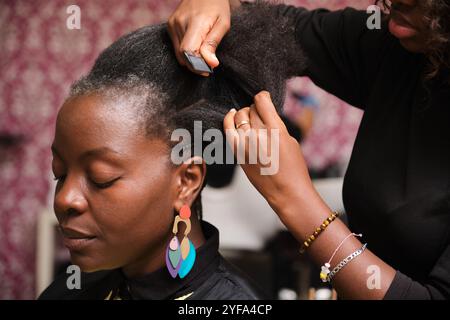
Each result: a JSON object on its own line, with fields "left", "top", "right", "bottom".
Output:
{"left": 299, "top": 211, "right": 340, "bottom": 254}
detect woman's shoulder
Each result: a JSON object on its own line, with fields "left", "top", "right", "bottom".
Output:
{"left": 188, "top": 256, "right": 266, "bottom": 300}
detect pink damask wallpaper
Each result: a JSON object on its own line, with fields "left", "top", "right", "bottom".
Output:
{"left": 0, "top": 0, "right": 370, "bottom": 299}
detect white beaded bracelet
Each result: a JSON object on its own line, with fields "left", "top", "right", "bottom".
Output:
{"left": 319, "top": 233, "right": 362, "bottom": 282}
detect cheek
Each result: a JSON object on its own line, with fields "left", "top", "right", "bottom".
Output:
{"left": 411, "top": 9, "right": 427, "bottom": 33}
{"left": 92, "top": 165, "right": 176, "bottom": 247}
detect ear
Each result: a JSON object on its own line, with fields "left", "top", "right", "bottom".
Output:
{"left": 173, "top": 156, "right": 206, "bottom": 212}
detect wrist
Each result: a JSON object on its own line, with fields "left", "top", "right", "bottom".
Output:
{"left": 268, "top": 181, "right": 323, "bottom": 216}
{"left": 268, "top": 184, "right": 332, "bottom": 239}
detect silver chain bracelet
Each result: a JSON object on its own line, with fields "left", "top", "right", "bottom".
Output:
{"left": 326, "top": 243, "right": 368, "bottom": 282}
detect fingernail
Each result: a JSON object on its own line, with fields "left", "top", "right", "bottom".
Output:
{"left": 211, "top": 53, "right": 219, "bottom": 63}
{"left": 230, "top": 108, "right": 237, "bottom": 113}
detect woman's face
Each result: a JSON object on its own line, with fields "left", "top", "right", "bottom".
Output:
{"left": 388, "top": 0, "right": 429, "bottom": 52}
{"left": 52, "top": 93, "right": 178, "bottom": 273}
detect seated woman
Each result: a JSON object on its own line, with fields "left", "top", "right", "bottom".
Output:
{"left": 39, "top": 3, "right": 306, "bottom": 300}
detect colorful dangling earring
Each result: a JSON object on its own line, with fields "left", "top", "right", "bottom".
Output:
{"left": 165, "top": 205, "right": 196, "bottom": 279}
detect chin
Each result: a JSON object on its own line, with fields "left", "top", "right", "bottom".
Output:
{"left": 399, "top": 39, "right": 426, "bottom": 53}
{"left": 69, "top": 252, "right": 111, "bottom": 273}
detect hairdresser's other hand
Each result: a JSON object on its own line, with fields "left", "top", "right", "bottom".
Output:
{"left": 168, "top": 0, "right": 237, "bottom": 75}
{"left": 223, "top": 91, "right": 322, "bottom": 219}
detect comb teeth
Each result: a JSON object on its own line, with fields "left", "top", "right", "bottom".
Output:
{"left": 183, "top": 51, "right": 213, "bottom": 74}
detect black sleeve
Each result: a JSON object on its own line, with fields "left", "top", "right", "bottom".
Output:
{"left": 277, "top": 5, "right": 394, "bottom": 109}
{"left": 384, "top": 244, "right": 450, "bottom": 300}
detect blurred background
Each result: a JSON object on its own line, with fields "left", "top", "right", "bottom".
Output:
{"left": 0, "top": 0, "right": 371, "bottom": 299}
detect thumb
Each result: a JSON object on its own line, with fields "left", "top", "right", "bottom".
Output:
{"left": 200, "top": 18, "right": 230, "bottom": 68}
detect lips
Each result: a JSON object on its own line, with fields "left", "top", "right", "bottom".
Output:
{"left": 60, "top": 226, "right": 97, "bottom": 251}
{"left": 389, "top": 9, "right": 418, "bottom": 39}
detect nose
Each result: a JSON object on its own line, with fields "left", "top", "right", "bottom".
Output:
{"left": 54, "top": 174, "right": 88, "bottom": 221}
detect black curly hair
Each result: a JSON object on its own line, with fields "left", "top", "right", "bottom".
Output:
{"left": 66, "top": 2, "right": 307, "bottom": 218}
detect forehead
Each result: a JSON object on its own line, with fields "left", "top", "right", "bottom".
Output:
{"left": 58, "top": 93, "right": 141, "bottom": 134}
{"left": 54, "top": 93, "right": 151, "bottom": 156}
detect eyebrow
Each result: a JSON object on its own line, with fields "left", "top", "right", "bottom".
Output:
{"left": 51, "top": 145, "right": 122, "bottom": 161}
{"left": 79, "top": 147, "right": 122, "bottom": 160}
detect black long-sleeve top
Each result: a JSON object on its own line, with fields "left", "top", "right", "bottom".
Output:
{"left": 38, "top": 222, "right": 262, "bottom": 300}
{"left": 276, "top": 5, "right": 449, "bottom": 299}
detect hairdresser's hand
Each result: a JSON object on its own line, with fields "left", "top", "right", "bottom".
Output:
{"left": 223, "top": 91, "right": 323, "bottom": 220}
{"left": 168, "top": 0, "right": 239, "bottom": 75}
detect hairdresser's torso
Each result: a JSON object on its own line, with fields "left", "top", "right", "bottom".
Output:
{"left": 291, "top": 6, "right": 450, "bottom": 283}
{"left": 341, "top": 37, "right": 450, "bottom": 282}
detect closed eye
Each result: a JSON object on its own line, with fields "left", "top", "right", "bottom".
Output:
{"left": 91, "top": 177, "right": 121, "bottom": 189}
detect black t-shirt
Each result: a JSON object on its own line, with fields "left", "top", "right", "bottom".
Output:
{"left": 278, "top": 5, "right": 449, "bottom": 299}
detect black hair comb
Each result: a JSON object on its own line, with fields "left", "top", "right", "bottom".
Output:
{"left": 183, "top": 51, "right": 213, "bottom": 74}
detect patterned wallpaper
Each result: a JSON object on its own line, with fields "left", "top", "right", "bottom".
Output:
{"left": 0, "top": 0, "right": 370, "bottom": 299}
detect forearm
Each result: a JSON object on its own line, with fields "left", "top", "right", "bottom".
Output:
{"left": 271, "top": 187, "right": 396, "bottom": 299}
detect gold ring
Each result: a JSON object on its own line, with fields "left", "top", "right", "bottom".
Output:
{"left": 236, "top": 120, "right": 250, "bottom": 129}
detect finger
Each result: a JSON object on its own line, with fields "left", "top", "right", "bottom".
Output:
{"left": 174, "top": 18, "right": 187, "bottom": 44}
{"left": 234, "top": 108, "right": 252, "bottom": 164}
{"left": 249, "top": 104, "right": 273, "bottom": 166}
{"left": 253, "top": 91, "right": 285, "bottom": 129}
{"left": 234, "top": 107, "right": 251, "bottom": 132}
{"left": 180, "top": 18, "right": 212, "bottom": 55}
{"left": 250, "top": 102, "right": 279, "bottom": 146}
{"left": 249, "top": 104, "right": 265, "bottom": 129}
{"left": 199, "top": 17, "right": 230, "bottom": 69}
{"left": 223, "top": 108, "right": 239, "bottom": 154}
{"left": 168, "top": 13, "right": 188, "bottom": 66}
{"left": 167, "top": 26, "right": 187, "bottom": 67}
{"left": 180, "top": 19, "right": 216, "bottom": 76}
